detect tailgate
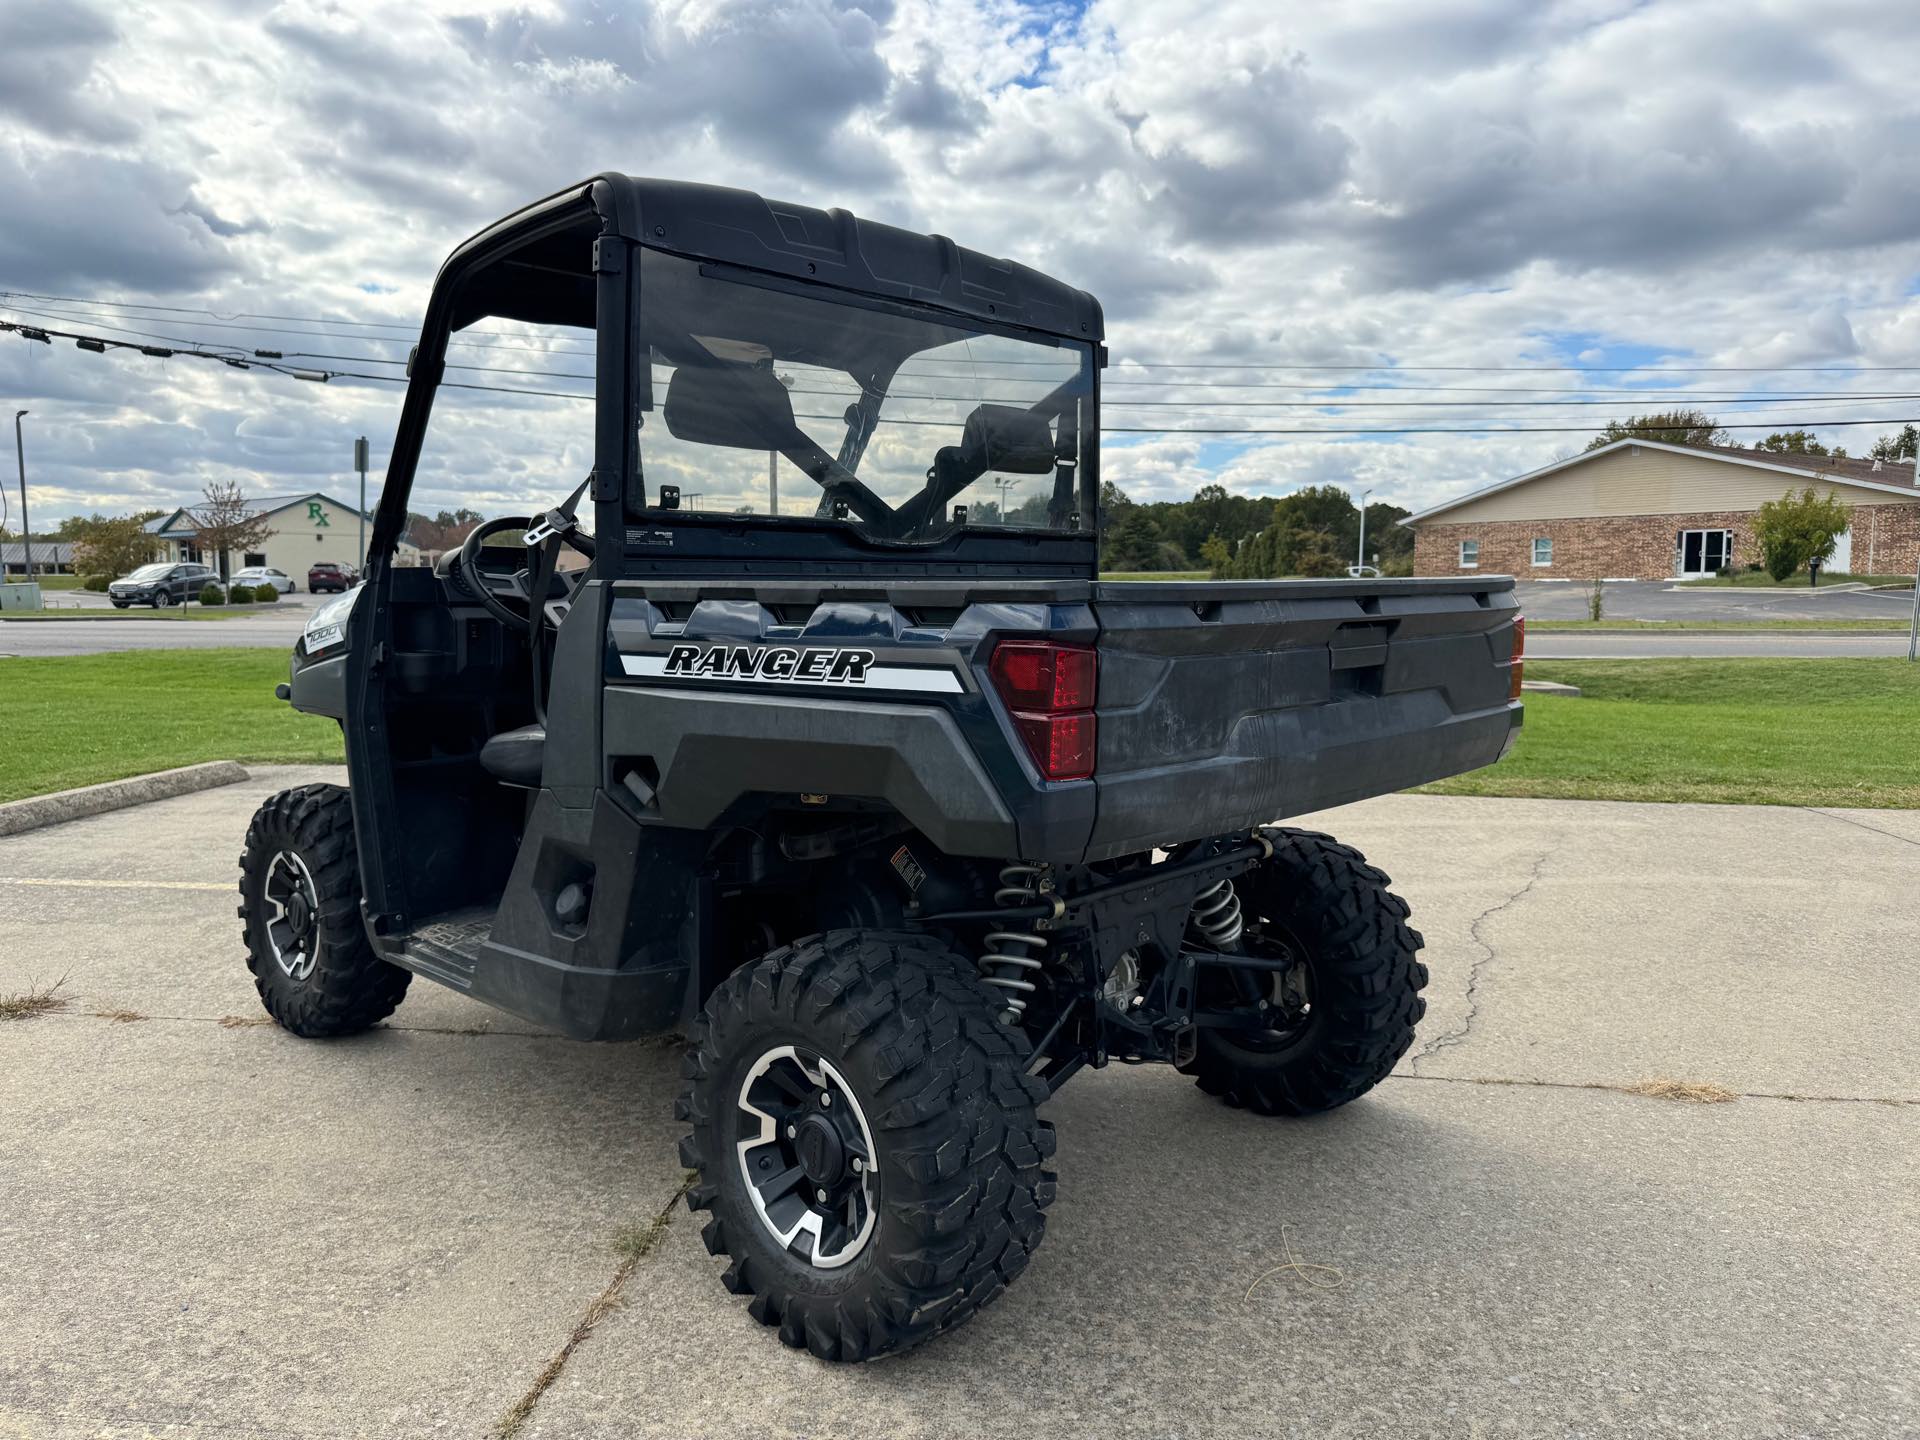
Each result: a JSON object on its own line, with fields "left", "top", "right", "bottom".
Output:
{"left": 1087, "top": 578, "right": 1520, "bottom": 861}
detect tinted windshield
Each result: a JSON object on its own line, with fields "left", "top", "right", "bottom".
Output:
{"left": 637, "top": 250, "right": 1094, "bottom": 540}
{"left": 126, "top": 564, "right": 172, "bottom": 580}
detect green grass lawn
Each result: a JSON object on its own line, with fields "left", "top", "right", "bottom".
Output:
{"left": 0, "top": 648, "right": 341, "bottom": 803}
{"left": 1675, "top": 572, "right": 1913, "bottom": 588}
{"left": 1529, "top": 618, "right": 1909, "bottom": 632}
{"left": 1423, "top": 659, "right": 1920, "bottom": 808}
{"left": 20, "top": 575, "right": 85, "bottom": 590}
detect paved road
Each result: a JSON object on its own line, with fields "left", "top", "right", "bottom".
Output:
{"left": 0, "top": 611, "right": 309, "bottom": 655}
{"left": 1531, "top": 631, "right": 1914, "bottom": 659}
{"left": 1513, "top": 577, "right": 1915, "bottom": 622}
{"left": 2, "top": 772, "right": 1913, "bottom": 1437}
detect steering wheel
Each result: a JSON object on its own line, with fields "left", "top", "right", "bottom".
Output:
{"left": 455, "top": 513, "right": 596, "bottom": 635}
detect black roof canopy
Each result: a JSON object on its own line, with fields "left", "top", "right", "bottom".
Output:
{"left": 441, "top": 174, "right": 1103, "bottom": 346}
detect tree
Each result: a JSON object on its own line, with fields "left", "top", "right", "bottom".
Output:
{"left": 1754, "top": 486, "right": 1850, "bottom": 581}
{"left": 1869, "top": 424, "right": 1919, "bottom": 463}
{"left": 185, "top": 481, "right": 274, "bottom": 579}
{"left": 1200, "top": 532, "right": 1233, "bottom": 578}
{"left": 1756, "top": 431, "right": 1831, "bottom": 456}
{"left": 63, "top": 513, "right": 158, "bottom": 579}
{"left": 1587, "top": 410, "right": 1726, "bottom": 451}
{"left": 1102, "top": 507, "right": 1164, "bottom": 570}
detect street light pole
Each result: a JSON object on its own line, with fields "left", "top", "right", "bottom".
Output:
{"left": 353, "top": 436, "right": 370, "bottom": 569}
{"left": 1355, "top": 487, "right": 1373, "bottom": 573}
{"left": 13, "top": 411, "right": 30, "bottom": 581}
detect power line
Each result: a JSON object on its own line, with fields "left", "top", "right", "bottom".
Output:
{"left": 12, "top": 306, "right": 1907, "bottom": 412}
{"left": 13, "top": 289, "right": 1920, "bottom": 379}
{"left": 10, "top": 316, "right": 1918, "bottom": 439}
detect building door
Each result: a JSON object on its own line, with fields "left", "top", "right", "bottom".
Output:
{"left": 1677, "top": 528, "right": 1731, "bottom": 578}
{"left": 1828, "top": 527, "right": 1853, "bottom": 575}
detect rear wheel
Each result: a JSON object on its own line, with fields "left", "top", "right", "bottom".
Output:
{"left": 237, "top": 784, "right": 409, "bottom": 1037}
{"left": 1189, "top": 828, "right": 1426, "bottom": 1116}
{"left": 678, "top": 929, "right": 1056, "bottom": 1360}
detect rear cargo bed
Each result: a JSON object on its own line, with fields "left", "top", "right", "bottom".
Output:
{"left": 1087, "top": 577, "right": 1520, "bottom": 861}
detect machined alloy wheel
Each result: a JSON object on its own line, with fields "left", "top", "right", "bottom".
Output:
{"left": 679, "top": 930, "right": 1055, "bottom": 1361}
{"left": 261, "top": 849, "right": 321, "bottom": 981}
{"left": 238, "top": 783, "right": 410, "bottom": 1037}
{"left": 152, "top": 590, "right": 171, "bottom": 608}
{"left": 734, "top": 1046, "right": 878, "bottom": 1269}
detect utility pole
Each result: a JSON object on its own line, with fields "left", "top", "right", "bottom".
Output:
{"left": 1355, "top": 487, "right": 1373, "bottom": 573}
{"left": 13, "top": 411, "right": 30, "bottom": 580}
{"left": 353, "top": 436, "right": 370, "bottom": 569}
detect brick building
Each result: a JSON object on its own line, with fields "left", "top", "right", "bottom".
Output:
{"left": 1404, "top": 439, "right": 1920, "bottom": 580}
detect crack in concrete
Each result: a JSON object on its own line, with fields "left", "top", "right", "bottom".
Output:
{"left": 492, "top": 1170, "right": 698, "bottom": 1439}
{"left": 1392, "top": 1073, "right": 1920, "bottom": 1107}
{"left": 1803, "top": 806, "right": 1920, "bottom": 850}
{"left": 1410, "top": 842, "right": 1556, "bottom": 1071}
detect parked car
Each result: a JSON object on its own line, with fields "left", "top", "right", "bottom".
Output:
{"left": 307, "top": 561, "right": 358, "bottom": 594}
{"left": 108, "top": 561, "right": 221, "bottom": 608}
{"left": 234, "top": 565, "right": 296, "bottom": 594}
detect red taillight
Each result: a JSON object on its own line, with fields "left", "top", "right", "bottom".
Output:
{"left": 1011, "top": 711, "right": 1097, "bottom": 781}
{"left": 1509, "top": 615, "right": 1525, "bottom": 700}
{"left": 990, "top": 641, "right": 1097, "bottom": 711}
{"left": 990, "top": 640, "right": 1097, "bottom": 782}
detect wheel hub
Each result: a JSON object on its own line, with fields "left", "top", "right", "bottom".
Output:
{"left": 793, "top": 1112, "right": 846, "bottom": 1187}
{"left": 734, "top": 1047, "right": 877, "bottom": 1269}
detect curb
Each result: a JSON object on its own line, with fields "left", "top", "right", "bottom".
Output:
{"left": 0, "top": 762, "right": 251, "bottom": 838}
{"left": 1531, "top": 627, "right": 1905, "bottom": 637}
{"left": 1520, "top": 680, "right": 1582, "bottom": 697}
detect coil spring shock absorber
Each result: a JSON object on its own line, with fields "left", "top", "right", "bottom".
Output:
{"left": 980, "top": 862, "right": 1054, "bottom": 1022}
{"left": 1187, "top": 878, "right": 1245, "bottom": 948}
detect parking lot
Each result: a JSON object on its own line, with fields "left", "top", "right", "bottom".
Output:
{"left": 2, "top": 769, "right": 1915, "bottom": 1438}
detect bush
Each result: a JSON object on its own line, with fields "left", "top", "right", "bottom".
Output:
{"left": 82, "top": 574, "right": 111, "bottom": 592}
{"left": 228, "top": 584, "right": 257, "bottom": 604}
{"left": 252, "top": 584, "right": 278, "bottom": 604}
{"left": 1756, "top": 486, "right": 1850, "bottom": 582}
{"left": 199, "top": 583, "right": 226, "bottom": 606}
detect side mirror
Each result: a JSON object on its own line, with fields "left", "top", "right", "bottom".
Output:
{"left": 961, "top": 404, "right": 1055, "bottom": 475}
{"left": 663, "top": 365, "right": 801, "bottom": 452}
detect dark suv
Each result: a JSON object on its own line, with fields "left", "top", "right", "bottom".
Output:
{"left": 109, "top": 561, "right": 220, "bottom": 608}
{"left": 307, "top": 561, "right": 357, "bottom": 594}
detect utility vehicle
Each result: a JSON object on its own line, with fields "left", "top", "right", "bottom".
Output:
{"left": 239, "top": 175, "right": 1522, "bottom": 1361}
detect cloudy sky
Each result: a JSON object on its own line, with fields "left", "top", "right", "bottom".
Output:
{"left": 2, "top": 0, "right": 1919, "bottom": 534}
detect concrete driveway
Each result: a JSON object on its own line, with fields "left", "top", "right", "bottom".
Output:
{"left": 2, "top": 770, "right": 1914, "bottom": 1438}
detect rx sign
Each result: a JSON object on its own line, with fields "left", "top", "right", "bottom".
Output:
{"left": 308, "top": 501, "right": 330, "bottom": 527}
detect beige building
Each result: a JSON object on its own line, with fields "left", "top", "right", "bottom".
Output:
{"left": 145, "top": 492, "right": 418, "bottom": 581}
{"left": 1406, "top": 439, "right": 1920, "bottom": 580}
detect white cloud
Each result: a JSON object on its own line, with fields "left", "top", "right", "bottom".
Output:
{"left": 2, "top": 0, "right": 1918, "bottom": 533}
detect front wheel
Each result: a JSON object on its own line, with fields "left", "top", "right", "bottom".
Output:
{"left": 678, "top": 930, "right": 1056, "bottom": 1361}
{"left": 152, "top": 590, "right": 171, "bottom": 609}
{"left": 1189, "top": 828, "right": 1427, "bottom": 1116}
{"left": 237, "top": 784, "right": 410, "bottom": 1036}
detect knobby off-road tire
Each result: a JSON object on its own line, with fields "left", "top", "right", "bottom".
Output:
{"left": 678, "top": 930, "right": 1056, "bottom": 1361}
{"left": 237, "top": 784, "right": 409, "bottom": 1037}
{"left": 1190, "top": 827, "right": 1427, "bottom": 1116}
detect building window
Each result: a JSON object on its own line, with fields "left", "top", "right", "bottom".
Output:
{"left": 1458, "top": 539, "right": 1479, "bottom": 568}
{"left": 1532, "top": 537, "right": 1553, "bottom": 567}
{"left": 244, "top": 552, "right": 266, "bottom": 568}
